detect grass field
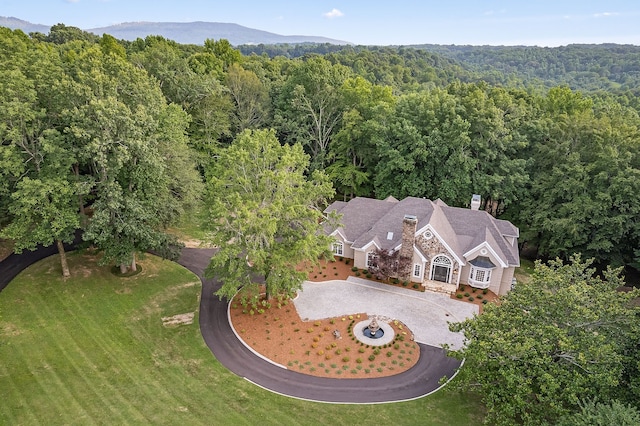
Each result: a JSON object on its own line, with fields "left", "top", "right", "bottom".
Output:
{"left": 0, "top": 251, "right": 485, "bottom": 425}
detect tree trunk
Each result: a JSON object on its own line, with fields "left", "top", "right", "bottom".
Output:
{"left": 57, "top": 240, "right": 71, "bottom": 278}
{"left": 119, "top": 263, "right": 129, "bottom": 274}
{"left": 130, "top": 252, "right": 137, "bottom": 272}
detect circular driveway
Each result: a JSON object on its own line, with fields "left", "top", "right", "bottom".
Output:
{"left": 0, "top": 245, "right": 471, "bottom": 404}
{"left": 295, "top": 278, "right": 478, "bottom": 351}
{"left": 180, "top": 248, "right": 473, "bottom": 403}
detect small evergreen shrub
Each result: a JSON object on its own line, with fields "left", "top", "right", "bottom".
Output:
{"left": 456, "top": 293, "right": 463, "bottom": 299}
{"left": 351, "top": 266, "right": 358, "bottom": 272}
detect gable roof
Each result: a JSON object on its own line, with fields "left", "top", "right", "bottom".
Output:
{"left": 325, "top": 196, "right": 520, "bottom": 267}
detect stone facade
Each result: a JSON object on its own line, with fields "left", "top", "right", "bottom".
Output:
{"left": 399, "top": 215, "right": 417, "bottom": 280}
{"left": 415, "top": 232, "right": 459, "bottom": 284}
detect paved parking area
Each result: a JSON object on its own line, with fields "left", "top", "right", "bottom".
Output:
{"left": 294, "top": 277, "right": 478, "bottom": 350}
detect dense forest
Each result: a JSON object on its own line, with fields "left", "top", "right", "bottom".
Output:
{"left": 1, "top": 24, "right": 639, "bottom": 282}
{"left": 2, "top": 24, "right": 640, "bottom": 424}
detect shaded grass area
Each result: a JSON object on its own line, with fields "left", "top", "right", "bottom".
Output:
{"left": 168, "top": 202, "right": 209, "bottom": 243}
{"left": 515, "top": 257, "right": 535, "bottom": 284}
{"left": 0, "top": 252, "right": 484, "bottom": 425}
{"left": 0, "top": 238, "right": 13, "bottom": 262}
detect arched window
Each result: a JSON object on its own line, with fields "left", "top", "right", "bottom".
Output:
{"left": 430, "top": 255, "right": 452, "bottom": 283}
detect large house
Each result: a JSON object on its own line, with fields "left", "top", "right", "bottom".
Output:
{"left": 324, "top": 195, "right": 520, "bottom": 296}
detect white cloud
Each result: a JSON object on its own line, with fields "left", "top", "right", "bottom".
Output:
{"left": 484, "top": 9, "right": 507, "bottom": 16}
{"left": 593, "top": 12, "right": 619, "bottom": 18}
{"left": 323, "top": 8, "right": 344, "bottom": 19}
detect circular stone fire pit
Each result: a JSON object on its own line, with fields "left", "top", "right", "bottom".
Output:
{"left": 352, "top": 318, "right": 395, "bottom": 346}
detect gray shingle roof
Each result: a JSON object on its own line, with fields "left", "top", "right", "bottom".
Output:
{"left": 325, "top": 196, "right": 520, "bottom": 267}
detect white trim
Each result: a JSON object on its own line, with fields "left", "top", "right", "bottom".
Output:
{"left": 365, "top": 251, "right": 377, "bottom": 269}
{"left": 412, "top": 263, "right": 423, "bottom": 279}
{"left": 415, "top": 224, "right": 465, "bottom": 266}
{"left": 329, "top": 229, "right": 350, "bottom": 244}
{"left": 358, "top": 240, "right": 381, "bottom": 252}
{"left": 468, "top": 266, "right": 491, "bottom": 289}
{"left": 429, "top": 254, "right": 453, "bottom": 283}
{"left": 332, "top": 241, "right": 344, "bottom": 256}
{"left": 414, "top": 246, "right": 428, "bottom": 262}
{"left": 390, "top": 244, "right": 428, "bottom": 264}
{"left": 463, "top": 242, "right": 507, "bottom": 268}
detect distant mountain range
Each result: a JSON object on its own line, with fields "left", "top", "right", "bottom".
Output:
{"left": 0, "top": 16, "right": 351, "bottom": 46}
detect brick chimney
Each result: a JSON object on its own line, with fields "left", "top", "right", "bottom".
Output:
{"left": 399, "top": 214, "right": 417, "bottom": 280}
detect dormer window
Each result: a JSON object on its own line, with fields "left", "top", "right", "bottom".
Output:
{"left": 468, "top": 256, "right": 495, "bottom": 289}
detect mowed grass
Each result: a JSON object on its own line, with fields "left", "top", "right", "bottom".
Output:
{"left": 0, "top": 252, "right": 484, "bottom": 425}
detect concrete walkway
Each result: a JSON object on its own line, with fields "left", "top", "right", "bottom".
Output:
{"left": 295, "top": 277, "right": 478, "bottom": 350}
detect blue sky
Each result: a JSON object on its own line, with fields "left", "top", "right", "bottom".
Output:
{"left": 3, "top": 0, "right": 640, "bottom": 46}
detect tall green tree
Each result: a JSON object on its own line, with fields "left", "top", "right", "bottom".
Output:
{"left": 517, "top": 87, "right": 640, "bottom": 269}
{"left": 225, "top": 63, "right": 270, "bottom": 134}
{"left": 0, "top": 29, "right": 80, "bottom": 276}
{"left": 326, "top": 77, "right": 394, "bottom": 199}
{"left": 448, "top": 256, "right": 640, "bottom": 425}
{"left": 203, "top": 129, "right": 336, "bottom": 300}
{"left": 274, "top": 56, "right": 351, "bottom": 170}
{"left": 64, "top": 44, "right": 197, "bottom": 273}
{"left": 373, "top": 89, "right": 474, "bottom": 202}
{"left": 446, "top": 82, "right": 529, "bottom": 215}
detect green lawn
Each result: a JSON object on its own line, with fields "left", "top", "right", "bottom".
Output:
{"left": 0, "top": 252, "right": 484, "bottom": 425}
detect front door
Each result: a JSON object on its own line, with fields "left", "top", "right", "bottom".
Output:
{"left": 432, "top": 265, "right": 450, "bottom": 282}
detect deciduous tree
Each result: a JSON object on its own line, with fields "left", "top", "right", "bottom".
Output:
{"left": 448, "top": 256, "right": 640, "bottom": 425}
{"left": 203, "top": 129, "right": 337, "bottom": 300}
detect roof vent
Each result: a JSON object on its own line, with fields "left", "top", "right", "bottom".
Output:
{"left": 386, "top": 232, "right": 394, "bottom": 240}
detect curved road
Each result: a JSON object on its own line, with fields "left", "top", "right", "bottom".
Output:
{"left": 179, "top": 247, "right": 461, "bottom": 404}
{"left": 0, "top": 245, "right": 462, "bottom": 404}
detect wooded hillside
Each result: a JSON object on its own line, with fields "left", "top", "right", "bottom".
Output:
{"left": 1, "top": 24, "right": 639, "bottom": 281}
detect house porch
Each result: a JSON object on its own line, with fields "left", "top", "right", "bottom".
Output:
{"left": 422, "top": 279, "right": 457, "bottom": 295}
